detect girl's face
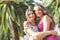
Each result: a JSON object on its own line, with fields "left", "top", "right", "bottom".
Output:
{"left": 27, "top": 11, "right": 35, "bottom": 21}
{"left": 34, "top": 6, "right": 43, "bottom": 17}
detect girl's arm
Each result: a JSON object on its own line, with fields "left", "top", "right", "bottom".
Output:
{"left": 43, "top": 15, "right": 51, "bottom": 31}
{"left": 34, "top": 31, "right": 57, "bottom": 39}
{"left": 24, "top": 27, "right": 57, "bottom": 40}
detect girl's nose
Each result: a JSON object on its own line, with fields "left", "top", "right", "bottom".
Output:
{"left": 30, "top": 14, "right": 33, "bottom": 17}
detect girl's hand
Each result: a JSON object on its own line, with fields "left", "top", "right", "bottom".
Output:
{"left": 51, "top": 31, "right": 57, "bottom": 35}
{"left": 33, "top": 33, "right": 41, "bottom": 40}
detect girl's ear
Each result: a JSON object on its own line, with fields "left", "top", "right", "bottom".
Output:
{"left": 43, "top": 10, "right": 47, "bottom": 14}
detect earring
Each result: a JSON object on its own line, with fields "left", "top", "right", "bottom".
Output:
{"left": 43, "top": 10, "right": 47, "bottom": 13}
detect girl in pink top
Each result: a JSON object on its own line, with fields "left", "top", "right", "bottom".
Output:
{"left": 34, "top": 3, "right": 59, "bottom": 40}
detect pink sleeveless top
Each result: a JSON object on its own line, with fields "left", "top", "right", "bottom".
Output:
{"left": 38, "top": 21, "right": 55, "bottom": 32}
{"left": 38, "top": 21, "right": 59, "bottom": 40}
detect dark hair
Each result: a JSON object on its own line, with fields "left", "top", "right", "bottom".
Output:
{"left": 35, "top": 3, "right": 51, "bottom": 15}
{"left": 34, "top": 3, "right": 55, "bottom": 25}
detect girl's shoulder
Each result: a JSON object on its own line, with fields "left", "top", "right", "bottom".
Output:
{"left": 24, "top": 21, "right": 28, "bottom": 24}
{"left": 43, "top": 15, "right": 50, "bottom": 19}
{"left": 43, "top": 15, "right": 52, "bottom": 22}
{"left": 23, "top": 21, "right": 28, "bottom": 27}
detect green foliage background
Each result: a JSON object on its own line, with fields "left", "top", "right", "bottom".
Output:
{"left": 0, "top": 0, "right": 60, "bottom": 40}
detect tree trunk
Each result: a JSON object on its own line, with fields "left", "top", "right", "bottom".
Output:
{"left": 8, "top": 14, "right": 19, "bottom": 40}
{"left": 13, "top": 21, "right": 19, "bottom": 40}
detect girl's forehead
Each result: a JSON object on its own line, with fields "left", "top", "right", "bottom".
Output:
{"left": 28, "top": 11, "right": 33, "bottom": 13}
{"left": 34, "top": 6, "right": 40, "bottom": 10}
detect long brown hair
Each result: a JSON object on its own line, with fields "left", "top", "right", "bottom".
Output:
{"left": 34, "top": 3, "right": 55, "bottom": 25}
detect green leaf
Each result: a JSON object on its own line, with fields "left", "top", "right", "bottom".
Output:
{"left": 15, "top": 16, "right": 20, "bottom": 26}
{"left": 9, "top": 5, "right": 16, "bottom": 21}
{"left": 2, "top": 4, "right": 6, "bottom": 31}
{"left": 0, "top": 4, "right": 3, "bottom": 14}
{"left": 43, "top": 0, "right": 53, "bottom": 7}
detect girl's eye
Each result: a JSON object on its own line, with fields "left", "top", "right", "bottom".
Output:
{"left": 28, "top": 14, "right": 30, "bottom": 16}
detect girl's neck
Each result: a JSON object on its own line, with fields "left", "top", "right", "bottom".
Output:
{"left": 29, "top": 20, "right": 36, "bottom": 25}
{"left": 39, "top": 15, "right": 44, "bottom": 20}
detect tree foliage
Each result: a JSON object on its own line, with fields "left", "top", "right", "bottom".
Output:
{"left": 0, "top": 0, "right": 60, "bottom": 40}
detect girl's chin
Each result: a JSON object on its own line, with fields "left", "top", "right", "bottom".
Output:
{"left": 31, "top": 18, "right": 35, "bottom": 20}
{"left": 37, "top": 15, "right": 41, "bottom": 17}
